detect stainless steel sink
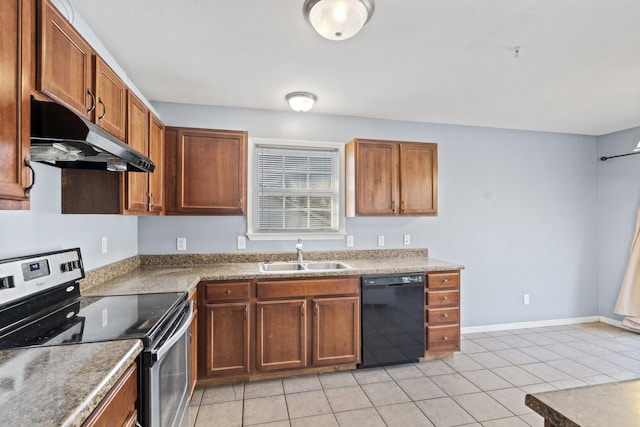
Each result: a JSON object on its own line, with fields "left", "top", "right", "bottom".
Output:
{"left": 258, "top": 261, "right": 351, "bottom": 273}
{"left": 259, "top": 262, "right": 306, "bottom": 272}
{"left": 305, "top": 261, "right": 351, "bottom": 270}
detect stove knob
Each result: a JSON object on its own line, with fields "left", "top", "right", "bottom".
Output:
{"left": 61, "top": 263, "right": 70, "bottom": 272}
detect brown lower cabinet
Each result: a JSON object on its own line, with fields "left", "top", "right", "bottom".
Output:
{"left": 425, "top": 271, "right": 461, "bottom": 356}
{"left": 82, "top": 362, "right": 137, "bottom": 427}
{"left": 198, "top": 277, "right": 360, "bottom": 384}
{"left": 201, "top": 281, "right": 251, "bottom": 378}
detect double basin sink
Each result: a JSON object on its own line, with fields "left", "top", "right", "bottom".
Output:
{"left": 259, "top": 261, "right": 351, "bottom": 273}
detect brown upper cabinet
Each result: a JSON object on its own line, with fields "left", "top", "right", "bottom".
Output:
{"left": 346, "top": 139, "right": 438, "bottom": 216}
{"left": 123, "top": 92, "right": 150, "bottom": 214}
{"left": 38, "top": 0, "right": 126, "bottom": 140}
{"left": 0, "top": 0, "right": 33, "bottom": 210}
{"left": 164, "top": 127, "right": 247, "bottom": 215}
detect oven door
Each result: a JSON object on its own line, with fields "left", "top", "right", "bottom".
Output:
{"left": 143, "top": 301, "right": 193, "bottom": 427}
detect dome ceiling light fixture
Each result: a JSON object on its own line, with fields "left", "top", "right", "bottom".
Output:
{"left": 303, "top": 0, "right": 375, "bottom": 41}
{"left": 286, "top": 92, "right": 318, "bottom": 112}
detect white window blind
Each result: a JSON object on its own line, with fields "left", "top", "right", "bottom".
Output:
{"left": 256, "top": 145, "right": 339, "bottom": 232}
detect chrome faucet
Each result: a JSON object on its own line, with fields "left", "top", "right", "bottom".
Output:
{"left": 295, "top": 239, "right": 303, "bottom": 263}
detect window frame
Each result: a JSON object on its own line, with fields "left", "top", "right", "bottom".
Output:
{"left": 247, "top": 138, "right": 346, "bottom": 241}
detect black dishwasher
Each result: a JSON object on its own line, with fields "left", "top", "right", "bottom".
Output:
{"left": 360, "top": 273, "right": 425, "bottom": 368}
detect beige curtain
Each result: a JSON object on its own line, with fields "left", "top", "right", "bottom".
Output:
{"left": 614, "top": 207, "right": 640, "bottom": 331}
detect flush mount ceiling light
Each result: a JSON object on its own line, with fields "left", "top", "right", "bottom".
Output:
{"left": 286, "top": 92, "right": 317, "bottom": 112}
{"left": 303, "top": 0, "right": 374, "bottom": 41}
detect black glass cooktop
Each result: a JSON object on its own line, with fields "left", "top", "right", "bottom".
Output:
{"left": 0, "top": 292, "right": 187, "bottom": 350}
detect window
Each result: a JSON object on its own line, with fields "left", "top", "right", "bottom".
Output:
{"left": 247, "top": 138, "right": 345, "bottom": 240}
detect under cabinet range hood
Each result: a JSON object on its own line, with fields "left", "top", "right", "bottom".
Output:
{"left": 30, "top": 99, "right": 154, "bottom": 173}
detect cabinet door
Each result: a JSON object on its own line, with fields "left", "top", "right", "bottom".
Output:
{"left": 94, "top": 55, "right": 126, "bottom": 140}
{"left": 39, "top": 0, "right": 93, "bottom": 118}
{"left": 123, "top": 92, "right": 149, "bottom": 214}
{"left": 175, "top": 128, "right": 247, "bottom": 215}
{"left": 0, "top": 0, "right": 31, "bottom": 209}
{"left": 205, "top": 302, "right": 250, "bottom": 376}
{"left": 82, "top": 363, "right": 138, "bottom": 427}
{"left": 312, "top": 297, "right": 360, "bottom": 366}
{"left": 256, "top": 300, "right": 307, "bottom": 371}
{"left": 148, "top": 113, "right": 164, "bottom": 214}
{"left": 399, "top": 142, "right": 438, "bottom": 215}
{"left": 354, "top": 140, "right": 398, "bottom": 215}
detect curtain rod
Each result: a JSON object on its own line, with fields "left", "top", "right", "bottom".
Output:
{"left": 600, "top": 151, "right": 640, "bottom": 161}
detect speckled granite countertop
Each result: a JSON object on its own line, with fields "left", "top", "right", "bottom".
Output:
{"left": 82, "top": 249, "right": 464, "bottom": 296}
{"left": 525, "top": 380, "right": 640, "bottom": 426}
{"left": 0, "top": 340, "right": 142, "bottom": 427}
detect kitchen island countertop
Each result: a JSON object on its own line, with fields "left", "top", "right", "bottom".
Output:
{"left": 525, "top": 379, "right": 640, "bottom": 426}
{"left": 0, "top": 339, "right": 142, "bottom": 427}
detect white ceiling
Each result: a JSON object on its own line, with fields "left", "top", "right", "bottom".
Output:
{"left": 66, "top": 0, "right": 640, "bottom": 136}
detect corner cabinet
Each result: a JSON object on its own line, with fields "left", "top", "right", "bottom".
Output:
{"left": 0, "top": 0, "right": 33, "bottom": 210}
{"left": 164, "top": 127, "right": 247, "bottom": 215}
{"left": 346, "top": 139, "right": 438, "bottom": 216}
{"left": 425, "top": 271, "right": 460, "bottom": 357}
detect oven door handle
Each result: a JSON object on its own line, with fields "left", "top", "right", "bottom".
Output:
{"left": 152, "top": 301, "right": 194, "bottom": 362}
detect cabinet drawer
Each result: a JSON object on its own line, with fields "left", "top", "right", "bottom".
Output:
{"left": 257, "top": 277, "right": 359, "bottom": 299}
{"left": 427, "top": 325, "right": 460, "bottom": 352}
{"left": 427, "top": 273, "right": 460, "bottom": 289}
{"left": 205, "top": 282, "right": 250, "bottom": 302}
{"left": 427, "top": 308, "right": 459, "bottom": 325}
{"left": 426, "top": 290, "right": 459, "bottom": 307}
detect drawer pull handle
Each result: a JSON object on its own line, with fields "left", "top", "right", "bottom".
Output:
{"left": 442, "top": 296, "right": 448, "bottom": 301}
{"left": 225, "top": 289, "right": 231, "bottom": 295}
{"left": 442, "top": 336, "right": 448, "bottom": 341}
{"left": 442, "top": 313, "right": 448, "bottom": 318}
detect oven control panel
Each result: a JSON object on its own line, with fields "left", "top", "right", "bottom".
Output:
{"left": 21, "top": 259, "right": 51, "bottom": 281}
{"left": 0, "top": 248, "right": 84, "bottom": 306}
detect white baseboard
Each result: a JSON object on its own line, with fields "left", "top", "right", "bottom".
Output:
{"left": 461, "top": 316, "right": 601, "bottom": 334}
{"left": 598, "top": 316, "right": 623, "bottom": 328}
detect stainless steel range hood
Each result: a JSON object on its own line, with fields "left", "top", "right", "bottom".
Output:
{"left": 30, "top": 98, "right": 154, "bottom": 173}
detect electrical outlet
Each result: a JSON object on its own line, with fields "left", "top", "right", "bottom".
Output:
{"left": 377, "top": 235, "right": 385, "bottom": 246}
{"left": 237, "top": 236, "right": 246, "bottom": 250}
{"left": 177, "top": 237, "right": 187, "bottom": 251}
{"left": 403, "top": 234, "right": 411, "bottom": 245}
{"left": 101, "top": 237, "right": 108, "bottom": 254}
{"left": 523, "top": 294, "right": 530, "bottom": 305}
{"left": 346, "top": 235, "right": 354, "bottom": 247}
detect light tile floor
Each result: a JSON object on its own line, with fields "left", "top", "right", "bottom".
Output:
{"left": 189, "top": 322, "right": 640, "bottom": 426}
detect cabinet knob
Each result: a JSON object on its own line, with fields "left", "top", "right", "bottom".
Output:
{"left": 443, "top": 278, "right": 449, "bottom": 283}
{"left": 442, "top": 296, "right": 448, "bottom": 301}
{"left": 401, "top": 200, "right": 406, "bottom": 213}
{"left": 442, "top": 336, "right": 448, "bottom": 341}
{"left": 391, "top": 201, "right": 396, "bottom": 213}
{"left": 442, "top": 313, "right": 448, "bottom": 318}
{"left": 225, "top": 289, "right": 231, "bottom": 295}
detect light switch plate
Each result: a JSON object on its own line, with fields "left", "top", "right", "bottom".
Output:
{"left": 101, "top": 237, "right": 108, "bottom": 254}
{"left": 403, "top": 234, "right": 411, "bottom": 245}
{"left": 377, "top": 235, "right": 385, "bottom": 246}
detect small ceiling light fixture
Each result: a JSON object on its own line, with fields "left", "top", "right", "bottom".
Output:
{"left": 286, "top": 92, "right": 317, "bottom": 112}
{"left": 303, "top": 0, "right": 374, "bottom": 41}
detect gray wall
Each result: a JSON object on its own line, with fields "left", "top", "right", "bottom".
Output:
{"left": 0, "top": 162, "right": 138, "bottom": 270}
{"left": 598, "top": 126, "right": 640, "bottom": 320}
{"left": 140, "top": 102, "right": 600, "bottom": 327}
